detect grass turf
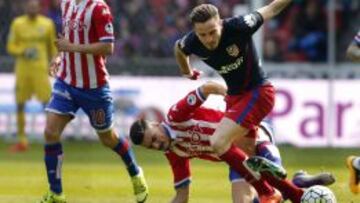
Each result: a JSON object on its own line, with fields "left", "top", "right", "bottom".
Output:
{"left": 0, "top": 141, "right": 359, "bottom": 203}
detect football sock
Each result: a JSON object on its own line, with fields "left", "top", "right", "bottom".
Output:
{"left": 113, "top": 137, "right": 139, "bottom": 177}
{"left": 352, "top": 157, "right": 360, "bottom": 170}
{"left": 17, "top": 111, "right": 26, "bottom": 143}
{"left": 262, "top": 172, "right": 303, "bottom": 203}
{"left": 44, "top": 143, "right": 63, "bottom": 194}
{"left": 219, "top": 145, "right": 274, "bottom": 196}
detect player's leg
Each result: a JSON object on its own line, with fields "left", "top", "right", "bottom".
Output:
{"left": 34, "top": 71, "right": 51, "bottom": 109}
{"left": 229, "top": 170, "right": 258, "bottom": 203}
{"left": 79, "top": 84, "right": 148, "bottom": 202}
{"left": 38, "top": 79, "right": 78, "bottom": 203}
{"left": 346, "top": 155, "right": 360, "bottom": 194}
{"left": 254, "top": 142, "right": 303, "bottom": 203}
{"left": 210, "top": 85, "right": 282, "bottom": 201}
{"left": 9, "top": 74, "right": 32, "bottom": 152}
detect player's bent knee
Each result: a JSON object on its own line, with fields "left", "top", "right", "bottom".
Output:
{"left": 44, "top": 126, "right": 61, "bottom": 143}
{"left": 97, "top": 129, "right": 117, "bottom": 148}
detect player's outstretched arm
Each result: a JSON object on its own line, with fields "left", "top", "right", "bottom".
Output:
{"left": 257, "top": 0, "right": 292, "bottom": 21}
{"left": 171, "top": 186, "right": 189, "bottom": 203}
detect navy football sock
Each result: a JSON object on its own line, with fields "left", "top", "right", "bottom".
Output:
{"left": 44, "top": 143, "right": 63, "bottom": 194}
{"left": 113, "top": 137, "right": 139, "bottom": 177}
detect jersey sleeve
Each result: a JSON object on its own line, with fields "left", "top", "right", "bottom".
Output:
{"left": 6, "top": 19, "right": 24, "bottom": 56}
{"left": 165, "top": 151, "right": 191, "bottom": 189}
{"left": 167, "top": 88, "right": 207, "bottom": 122}
{"left": 92, "top": 3, "right": 115, "bottom": 43}
{"left": 228, "top": 11, "right": 263, "bottom": 37}
{"left": 177, "top": 32, "right": 196, "bottom": 56}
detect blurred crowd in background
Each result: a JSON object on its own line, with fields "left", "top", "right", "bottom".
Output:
{"left": 0, "top": 0, "right": 359, "bottom": 62}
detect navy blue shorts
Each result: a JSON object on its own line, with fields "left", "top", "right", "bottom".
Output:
{"left": 46, "top": 79, "right": 113, "bottom": 132}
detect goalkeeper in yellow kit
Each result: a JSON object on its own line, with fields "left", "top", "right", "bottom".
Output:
{"left": 6, "top": 0, "right": 57, "bottom": 152}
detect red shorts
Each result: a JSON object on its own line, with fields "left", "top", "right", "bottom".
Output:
{"left": 224, "top": 84, "right": 275, "bottom": 133}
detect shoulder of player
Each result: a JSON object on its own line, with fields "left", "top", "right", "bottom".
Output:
{"left": 12, "top": 15, "right": 27, "bottom": 25}
{"left": 178, "top": 31, "right": 200, "bottom": 50}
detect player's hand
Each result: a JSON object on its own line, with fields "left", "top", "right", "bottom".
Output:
{"left": 55, "top": 33, "right": 73, "bottom": 52}
{"left": 184, "top": 69, "right": 202, "bottom": 80}
{"left": 49, "top": 55, "right": 61, "bottom": 77}
{"left": 23, "top": 47, "right": 38, "bottom": 59}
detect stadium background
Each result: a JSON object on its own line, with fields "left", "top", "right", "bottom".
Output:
{"left": 0, "top": 0, "right": 359, "bottom": 202}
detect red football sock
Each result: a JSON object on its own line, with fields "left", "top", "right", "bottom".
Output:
{"left": 219, "top": 145, "right": 274, "bottom": 196}
{"left": 262, "top": 172, "right": 304, "bottom": 203}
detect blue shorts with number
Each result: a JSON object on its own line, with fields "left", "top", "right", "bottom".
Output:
{"left": 229, "top": 142, "right": 282, "bottom": 182}
{"left": 46, "top": 79, "right": 113, "bottom": 131}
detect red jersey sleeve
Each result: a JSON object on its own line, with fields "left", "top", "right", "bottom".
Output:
{"left": 92, "top": 2, "right": 114, "bottom": 42}
{"left": 167, "top": 88, "right": 207, "bottom": 122}
{"left": 165, "top": 151, "right": 191, "bottom": 189}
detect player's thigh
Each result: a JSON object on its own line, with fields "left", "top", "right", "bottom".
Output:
{"left": 33, "top": 73, "right": 51, "bottom": 103}
{"left": 210, "top": 117, "right": 249, "bottom": 154}
{"left": 77, "top": 84, "right": 114, "bottom": 132}
{"left": 233, "top": 135, "right": 256, "bottom": 156}
{"left": 225, "top": 84, "right": 275, "bottom": 131}
{"left": 231, "top": 180, "right": 256, "bottom": 203}
{"left": 15, "top": 73, "right": 32, "bottom": 104}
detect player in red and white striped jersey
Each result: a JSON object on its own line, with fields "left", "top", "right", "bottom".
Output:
{"left": 130, "top": 82, "right": 334, "bottom": 203}
{"left": 39, "top": 1, "right": 148, "bottom": 202}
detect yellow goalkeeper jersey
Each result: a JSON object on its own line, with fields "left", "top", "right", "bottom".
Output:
{"left": 7, "top": 15, "right": 57, "bottom": 73}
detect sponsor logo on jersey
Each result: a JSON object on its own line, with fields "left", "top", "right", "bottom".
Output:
{"left": 244, "top": 13, "right": 257, "bottom": 28}
{"left": 105, "top": 23, "right": 113, "bottom": 34}
{"left": 226, "top": 44, "right": 240, "bottom": 57}
{"left": 218, "top": 56, "right": 244, "bottom": 74}
{"left": 187, "top": 94, "right": 197, "bottom": 105}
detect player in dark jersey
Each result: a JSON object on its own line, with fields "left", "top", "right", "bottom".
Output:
{"left": 174, "top": 2, "right": 297, "bottom": 203}
{"left": 129, "top": 81, "right": 335, "bottom": 203}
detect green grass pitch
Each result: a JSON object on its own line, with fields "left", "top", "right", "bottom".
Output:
{"left": 0, "top": 141, "right": 359, "bottom": 203}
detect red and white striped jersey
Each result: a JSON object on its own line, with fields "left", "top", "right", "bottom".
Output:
{"left": 58, "top": 0, "right": 114, "bottom": 89}
{"left": 165, "top": 88, "right": 223, "bottom": 162}
{"left": 163, "top": 88, "right": 274, "bottom": 188}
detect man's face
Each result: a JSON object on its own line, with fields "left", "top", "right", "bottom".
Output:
{"left": 141, "top": 124, "right": 171, "bottom": 151}
{"left": 27, "top": 0, "right": 40, "bottom": 18}
{"left": 194, "top": 16, "right": 222, "bottom": 50}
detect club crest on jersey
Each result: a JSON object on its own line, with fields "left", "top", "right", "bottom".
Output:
{"left": 105, "top": 23, "right": 113, "bottom": 34}
{"left": 187, "top": 94, "right": 197, "bottom": 105}
{"left": 226, "top": 44, "right": 240, "bottom": 57}
{"left": 244, "top": 13, "right": 257, "bottom": 28}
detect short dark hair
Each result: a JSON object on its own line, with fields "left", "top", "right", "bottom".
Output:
{"left": 189, "top": 4, "right": 219, "bottom": 24}
{"left": 129, "top": 119, "right": 148, "bottom": 145}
